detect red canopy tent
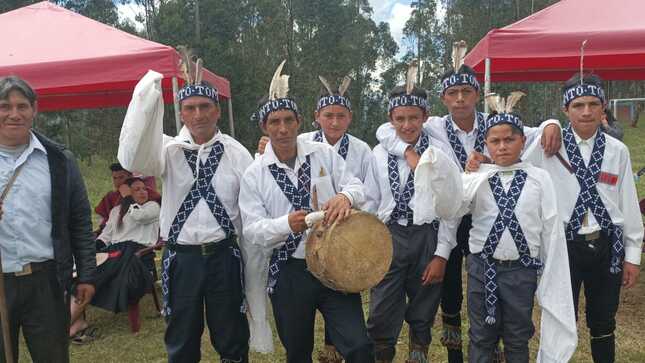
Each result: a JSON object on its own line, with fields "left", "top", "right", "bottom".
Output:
{"left": 0, "top": 1, "right": 231, "bottom": 117}
{"left": 464, "top": 0, "right": 645, "bottom": 83}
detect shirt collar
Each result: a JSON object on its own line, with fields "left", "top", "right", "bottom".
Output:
{"left": 262, "top": 137, "right": 317, "bottom": 168}
{"left": 173, "top": 126, "right": 222, "bottom": 149}
{"left": 571, "top": 127, "right": 598, "bottom": 146}
{"left": 480, "top": 161, "right": 531, "bottom": 175}
{"left": 7, "top": 131, "right": 47, "bottom": 167}
{"left": 449, "top": 112, "right": 479, "bottom": 134}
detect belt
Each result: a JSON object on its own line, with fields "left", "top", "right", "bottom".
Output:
{"left": 4, "top": 260, "right": 55, "bottom": 277}
{"left": 476, "top": 253, "right": 522, "bottom": 268}
{"left": 167, "top": 238, "right": 234, "bottom": 256}
{"left": 569, "top": 230, "right": 602, "bottom": 243}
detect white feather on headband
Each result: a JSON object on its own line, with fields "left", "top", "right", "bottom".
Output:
{"left": 269, "top": 60, "right": 290, "bottom": 100}
{"left": 486, "top": 91, "right": 526, "bottom": 114}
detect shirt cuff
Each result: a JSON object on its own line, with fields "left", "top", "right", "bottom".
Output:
{"left": 624, "top": 246, "right": 642, "bottom": 265}
{"left": 339, "top": 191, "right": 354, "bottom": 207}
{"left": 271, "top": 214, "right": 291, "bottom": 237}
{"left": 434, "top": 242, "right": 453, "bottom": 260}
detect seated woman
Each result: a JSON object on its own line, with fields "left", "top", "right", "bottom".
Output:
{"left": 70, "top": 176, "right": 160, "bottom": 343}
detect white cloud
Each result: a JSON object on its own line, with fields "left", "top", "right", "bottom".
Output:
{"left": 387, "top": 3, "right": 413, "bottom": 48}
{"left": 369, "top": 0, "right": 399, "bottom": 22}
{"left": 116, "top": 2, "right": 145, "bottom": 32}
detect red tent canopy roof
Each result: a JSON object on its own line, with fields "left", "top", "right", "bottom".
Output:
{"left": 464, "top": 0, "right": 645, "bottom": 82}
{"left": 0, "top": 1, "right": 230, "bottom": 111}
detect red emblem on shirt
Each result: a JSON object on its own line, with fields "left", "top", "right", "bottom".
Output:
{"left": 598, "top": 172, "right": 618, "bottom": 186}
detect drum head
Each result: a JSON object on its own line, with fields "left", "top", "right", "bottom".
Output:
{"left": 306, "top": 210, "right": 392, "bottom": 293}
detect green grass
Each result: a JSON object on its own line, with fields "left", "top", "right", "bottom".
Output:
{"left": 18, "top": 121, "right": 645, "bottom": 362}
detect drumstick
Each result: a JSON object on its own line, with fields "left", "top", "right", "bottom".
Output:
{"left": 312, "top": 185, "right": 319, "bottom": 211}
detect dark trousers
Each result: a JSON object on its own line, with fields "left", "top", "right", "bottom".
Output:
{"left": 367, "top": 223, "right": 442, "bottom": 361}
{"left": 163, "top": 244, "right": 249, "bottom": 363}
{"left": 270, "top": 259, "right": 373, "bottom": 363}
{"left": 441, "top": 215, "right": 472, "bottom": 318}
{"left": 0, "top": 261, "right": 69, "bottom": 363}
{"left": 467, "top": 255, "right": 537, "bottom": 363}
{"left": 568, "top": 235, "right": 622, "bottom": 363}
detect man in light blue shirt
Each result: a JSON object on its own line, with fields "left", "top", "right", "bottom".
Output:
{"left": 0, "top": 76, "right": 96, "bottom": 363}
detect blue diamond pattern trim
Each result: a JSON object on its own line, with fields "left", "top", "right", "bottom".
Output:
{"left": 445, "top": 112, "right": 486, "bottom": 170}
{"left": 161, "top": 142, "right": 237, "bottom": 316}
{"left": 481, "top": 170, "right": 542, "bottom": 325}
{"left": 388, "top": 132, "right": 429, "bottom": 225}
{"left": 562, "top": 125, "right": 624, "bottom": 274}
{"left": 266, "top": 155, "right": 312, "bottom": 294}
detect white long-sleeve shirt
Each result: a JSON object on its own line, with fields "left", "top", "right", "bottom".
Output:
{"left": 375, "top": 114, "right": 560, "bottom": 254}
{"left": 98, "top": 201, "right": 160, "bottom": 246}
{"left": 369, "top": 136, "right": 460, "bottom": 259}
{"left": 240, "top": 138, "right": 364, "bottom": 257}
{"left": 523, "top": 128, "right": 643, "bottom": 265}
{"left": 415, "top": 152, "right": 578, "bottom": 363}
{"left": 375, "top": 114, "right": 560, "bottom": 170}
{"left": 239, "top": 138, "right": 364, "bottom": 353}
{"left": 117, "top": 70, "right": 253, "bottom": 245}
{"left": 300, "top": 131, "right": 377, "bottom": 213}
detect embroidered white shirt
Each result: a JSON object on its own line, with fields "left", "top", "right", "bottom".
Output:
{"left": 523, "top": 128, "right": 643, "bottom": 265}
{"left": 117, "top": 70, "right": 253, "bottom": 245}
{"left": 415, "top": 153, "right": 578, "bottom": 363}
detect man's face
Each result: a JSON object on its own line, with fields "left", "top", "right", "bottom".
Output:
{"left": 112, "top": 170, "right": 131, "bottom": 189}
{"left": 564, "top": 96, "right": 603, "bottom": 138}
{"left": 485, "top": 124, "right": 525, "bottom": 167}
{"left": 315, "top": 105, "right": 352, "bottom": 142}
{"left": 130, "top": 180, "right": 149, "bottom": 205}
{"left": 261, "top": 110, "right": 300, "bottom": 151}
{"left": 0, "top": 90, "right": 36, "bottom": 146}
{"left": 180, "top": 96, "right": 220, "bottom": 142}
{"left": 441, "top": 85, "right": 479, "bottom": 120}
{"left": 389, "top": 106, "right": 426, "bottom": 144}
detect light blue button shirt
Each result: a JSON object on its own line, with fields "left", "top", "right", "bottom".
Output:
{"left": 0, "top": 132, "right": 54, "bottom": 273}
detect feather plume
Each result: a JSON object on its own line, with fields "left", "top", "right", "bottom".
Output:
{"left": 269, "top": 60, "right": 289, "bottom": 100}
{"left": 486, "top": 93, "right": 501, "bottom": 114}
{"left": 452, "top": 40, "right": 468, "bottom": 71}
{"left": 406, "top": 60, "right": 418, "bottom": 95}
{"left": 580, "top": 39, "right": 588, "bottom": 85}
{"left": 338, "top": 76, "right": 352, "bottom": 97}
{"left": 194, "top": 58, "right": 203, "bottom": 85}
{"left": 504, "top": 91, "right": 526, "bottom": 113}
{"left": 177, "top": 45, "right": 194, "bottom": 84}
{"left": 318, "top": 76, "right": 334, "bottom": 96}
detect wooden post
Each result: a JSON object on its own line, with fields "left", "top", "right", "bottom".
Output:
{"left": 227, "top": 98, "right": 235, "bottom": 138}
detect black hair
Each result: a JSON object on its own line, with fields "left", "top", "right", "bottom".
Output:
{"left": 0, "top": 76, "right": 37, "bottom": 106}
{"left": 117, "top": 177, "right": 147, "bottom": 230}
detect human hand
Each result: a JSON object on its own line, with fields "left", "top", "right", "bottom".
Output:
{"left": 466, "top": 151, "right": 489, "bottom": 172}
{"left": 322, "top": 194, "right": 352, "bottom": 226}
{"left": 258, "top": 136, "right": 270, "bottom": 155}
{"left": 622, "top": 261, "right": 640, "bottom": 288}
{"left": 422, "top": 256, "right": 447, "bottom": 285}
{"left": 288, "top": 210, "right": 308, "bottom": 233}
{"left": 74, "top": 283, "right": 96, "bottom": 306}
{"left": 541, "top": 124, "right": 562, "bottom": 156}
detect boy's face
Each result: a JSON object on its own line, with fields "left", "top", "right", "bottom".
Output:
{"left": 389, "top": 106, "right": 426, "bottom": 144}
{"left": 441, "top": 85, "right": 479, "bottom": 121}
{"left": 564, "top": 96, "right": 603, "bottom": 138}
{"left": 315, "top": 105, "right": 352, "bottom": 142}
{"left": 485, "top": 124, "right": 526, "bottom": 167}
